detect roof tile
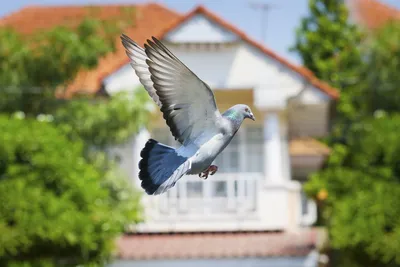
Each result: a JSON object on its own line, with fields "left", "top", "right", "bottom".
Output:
{"left": 116, "top": 230, "right": 317, "bottom": 260}
{"left": 350, "top": 0, "right": 400, "bottom": 30}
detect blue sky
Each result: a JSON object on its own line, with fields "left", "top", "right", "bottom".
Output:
{"left": 1, "top": 0, "right": 400, "bottom": 65}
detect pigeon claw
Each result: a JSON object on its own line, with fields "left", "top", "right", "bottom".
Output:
{"left": 209, "top": 165, "right": 218, "bottom": 175}
{"left": 201, "top": 172, "right": 209, "bottom": 180}
{"left": 199, "top": 171, "right": 209, "bottom": 180}
{"left": 198, "top": 165, "right": 218, "bottom": 180}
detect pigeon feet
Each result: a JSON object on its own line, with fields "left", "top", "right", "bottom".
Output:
{"left": 199, "top": 165, "right": 218, "bottom": 180}
{"left": 208, "top": 165, "right": 218, "bottom": 175}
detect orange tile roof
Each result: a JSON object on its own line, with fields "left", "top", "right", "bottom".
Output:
{"left": 1, "top": 3, "right": 339, "bottom": 99}
{"left": 116, "top": 230, "right": 317, "bottom": 259}
{"left": 350, "top": 0, "right": 400, "bottom": 30}
{"left": 290, "top": 138, "right": 331, "bottom": 156}
{"left": 0, "top": 3, "right": 182, "bottom": 97}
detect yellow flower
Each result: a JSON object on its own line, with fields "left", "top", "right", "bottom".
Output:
{"left": 317, "top": 189, "right": 328, "bottom": 201}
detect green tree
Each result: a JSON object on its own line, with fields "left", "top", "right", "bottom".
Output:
{"left": 0, "top": 6, "right": 136, "bottom": 116}
{"left": 0, "top": 115, "right": 142, "bottom": 267}
{"left": 362, "top": 21, "right": 400, "bottom": 114}
{"left": 0, "top": 14, "right": 151, "bottom": 147}
{"left": 291, "top": 0, "right": 365, "bottom": 121}
{"left": 0, "top": 10, "right": 149, "bottom": 267}
{"left": 293, "top": 2, "right": 400, "bottom": 267}
{"left": 0, "top": 19, "right": 116, "bottom": 115}
{"left": 291, "top": 0, "right": 363, "bottom": 86}
{"left": 305, "top": 113, "right": 400, "bottom": 267}
{"left": 54, "top": 90, "right": 151, "bottom": 149}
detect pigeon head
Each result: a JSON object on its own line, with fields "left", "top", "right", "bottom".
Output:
{"left": 224, "top": 104, "right": 256, "bottom": 123}
{"left": 235, "top": 104, "right": 255, "bottom": 121}
{"left": 242, "top": 104, "right": 255, "bottom": 121}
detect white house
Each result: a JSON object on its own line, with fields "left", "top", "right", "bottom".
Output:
{"left": 105, "top": 5, "right": 338, "bottom": 234}
{"left": 1, "top": 2, "right": 340, "bottom": 265}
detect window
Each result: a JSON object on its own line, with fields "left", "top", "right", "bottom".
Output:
{"left": 244, "top": 126, "right": 264, "bottom": 172}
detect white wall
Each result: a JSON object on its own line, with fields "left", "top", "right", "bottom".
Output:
{"left": 166, "top": 44, "right": 238, "bottom": 89}
{"left": 103, "top": 64, "right": 141, "bottom": 95}
{"left": 165, "top": 14, "right": 238, "bottom": 43}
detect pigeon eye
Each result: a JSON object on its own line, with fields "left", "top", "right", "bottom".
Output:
{"left": 245, "top": 108, "right": 249, "bottom": 112}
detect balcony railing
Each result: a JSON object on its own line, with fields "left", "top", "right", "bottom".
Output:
{"left": 154, "top": 173, "right": 262, "bottom": 220}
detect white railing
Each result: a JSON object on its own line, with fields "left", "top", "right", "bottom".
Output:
{"left": 300, "top": 199, "right": 317, "bottom": 226}
{"left": 154, "top": 173, "right": 262, "bottom": 219}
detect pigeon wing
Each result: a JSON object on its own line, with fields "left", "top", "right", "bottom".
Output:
{"left": 121, "top": 34, "right": 161, "bottom": 107}
{"left": 144, "top": 36, "right": 221, "bottom": 145}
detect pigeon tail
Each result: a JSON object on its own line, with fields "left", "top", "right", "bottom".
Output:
{"left": 139, "top": 139, "right": 190, "bottom": 195}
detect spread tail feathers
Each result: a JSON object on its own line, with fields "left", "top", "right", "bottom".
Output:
{"left": 138, "top": 139, "right": 190, "bottom": 195}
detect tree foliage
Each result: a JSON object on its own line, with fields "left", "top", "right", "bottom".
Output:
{"left": 291, "top": 0, "right": 364, "bottom": 87}
{"left": 0, "top": 19, "right": 117, "bottom": 115}
{"left": 361, "top": 21, "right": 400, "bottom": 114}
{"left": 305, "top": 113, "right": 400, "bottom": 266}
{"left": 55, "top": 90, "right": 151, "bottom": 148}
{"left": 0, "top": 8, "right": 136, "bottom": 116}
{"left": 0, "top": 9, "right": 148, "bottom": 267}
{"left": 0, "top": 14, "right": 151, "bottom": 147}
{"left": 291, "top": 0, "right": 365, "bottom": 121}
{"left": 0, "top": 116, "right": 142, "bottom": 267}
{"left": 293, "top": 1, "right": 400, "bottom": 266}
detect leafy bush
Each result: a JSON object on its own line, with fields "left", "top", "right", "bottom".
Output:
{"left": 293, "top": 2, "right": 400, "bottom": 266}
{"left": 54, "top": 90, "right": 151, "bottom": 148}
{"left": 0, "top": 115, "right": 142, "bottom": 267}
{"left": 305, "top": 114, "right": 400, "bottom": 266}
{"left": 0, "top": 8, "right": 147, "bottom": 267}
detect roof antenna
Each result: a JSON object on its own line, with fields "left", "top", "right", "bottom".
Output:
{"left": 249, "top": 1, "right": 278, "bottom": 44}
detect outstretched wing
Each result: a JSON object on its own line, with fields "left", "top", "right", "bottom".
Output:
{"left": 121, "top": 34, "right": 221, "bottom": 146}
{"left": 121, "top": 34, "right": 161, "bottom": 107}
{"left": 145, "top": 36, "right": 221, "bottom": 145}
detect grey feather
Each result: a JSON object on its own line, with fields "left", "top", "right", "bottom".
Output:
{"left": 121, "top": 34, "right": 161, "bottom": 107}
{"left": 144, "top": 36, "right": 221, "bottom": 146}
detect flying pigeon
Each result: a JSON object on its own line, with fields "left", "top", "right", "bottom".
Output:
{"left": 120, "top": 34, "right": 255, "bottom": 195}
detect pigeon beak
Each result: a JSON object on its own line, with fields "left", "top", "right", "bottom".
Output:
{"left": 249, "top": 113, "right": 255, "bottom": 121}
